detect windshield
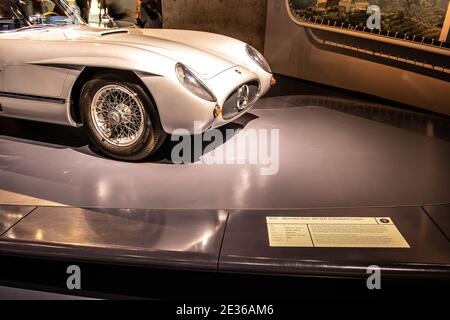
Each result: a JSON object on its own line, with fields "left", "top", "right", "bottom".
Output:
{"left": 0, "top": 0, "right": 85, "bottom": 31}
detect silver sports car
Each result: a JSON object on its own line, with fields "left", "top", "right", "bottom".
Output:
{"left": 0, "top": 0, "right": 274, "bottom": 160}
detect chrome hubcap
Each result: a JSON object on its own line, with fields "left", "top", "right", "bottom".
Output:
{"left": 91, "top": 85, "right": 146, "bottom": 147}
{"left": 107, "top": 111, "right": 122, "bottom": 126}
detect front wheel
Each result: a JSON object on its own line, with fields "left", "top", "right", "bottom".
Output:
{"left": 80, "top": 77, "right": 166, "bottom": 161}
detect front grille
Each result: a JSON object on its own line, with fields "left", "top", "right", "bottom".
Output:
{"left": 222, "top": 80, "right": 260, "bottom": 120}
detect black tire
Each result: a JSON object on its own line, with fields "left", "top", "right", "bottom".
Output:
{"left": 80, "top": 76, "right": 166, "bottom": 161}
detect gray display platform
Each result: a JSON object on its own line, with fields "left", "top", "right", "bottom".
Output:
{"left": 0, "top": 205, "right": 449, "bottom": 280}
{"left": 1, "top": 96, "right": 450, "bottom": 210}
{"left": 0, "top": 95, "right": 449, "bottom": 289}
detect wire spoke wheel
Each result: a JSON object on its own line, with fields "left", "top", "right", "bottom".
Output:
{"left": 91, "top": 85, "right": 146, "bottom": 147}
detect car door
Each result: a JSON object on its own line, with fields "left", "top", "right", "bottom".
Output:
{"left": 2, "top": 34, "right": 70, "bottom": 98}
{"left": 0, "top": 0, "right": 74, "bottom": 125}
{"left": 2, "top": 0, "right": 70, "bottom": 96}
{"left": 0, "top": 41, "right": 5, "bottom": 93}
{"left": 0, "top": 35, "right": 72, "bottom": 123}
{"left": 0, "top": 0, "right": 13, "bottom": 93}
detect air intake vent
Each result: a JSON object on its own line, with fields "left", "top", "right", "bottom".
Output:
{"left": 222, "top": 80, "right": 260, "bottom": 120}
{"left": 100, "top": 30, "right": 129, "bottom": 37}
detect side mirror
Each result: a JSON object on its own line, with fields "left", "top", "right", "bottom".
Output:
{"left": 105, "top": 16, "right": 116, "bottom": 28}
{"left": 99, "top": 13, "right": 116, "bottom": 28}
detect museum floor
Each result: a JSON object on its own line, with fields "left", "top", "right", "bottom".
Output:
{"left": 1, "top": 78, "right": 449, "bottom": 298}
{"left": 1, "top": 95, "right": 450, "bottom": 209}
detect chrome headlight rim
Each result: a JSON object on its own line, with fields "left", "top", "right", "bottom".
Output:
{"left": 246, "top": 44, "right": 272, "bottom": 74}
{"left": 175, "top": 63, "right": 217, "bottom": 102}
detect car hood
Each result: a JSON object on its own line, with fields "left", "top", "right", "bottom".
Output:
{"left": 96, "top": 30, "right": 237, "bottom": 79}
{"left": 6, "top": 26, "right": 239, "bottom": 79}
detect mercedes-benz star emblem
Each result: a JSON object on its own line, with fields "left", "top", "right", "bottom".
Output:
{"left": 236, "top": 85, "right": 250, "bottom": 111}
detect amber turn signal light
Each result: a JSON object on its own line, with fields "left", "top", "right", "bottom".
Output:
{"left": 271, "top": 77, "right": 277, "bottom": 86}
{"left": 213, "top": 105, "right": 222, "bottom": 118}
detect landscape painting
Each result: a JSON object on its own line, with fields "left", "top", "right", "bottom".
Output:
{"left": 289, "top": 0, "right": 449, "bottom": 42}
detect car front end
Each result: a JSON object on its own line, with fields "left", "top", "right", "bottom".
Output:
{"left": 139, "top": 44, "right": 274, "bottom": 134}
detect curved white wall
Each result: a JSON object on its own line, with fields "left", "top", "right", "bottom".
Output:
{"left": 264, "top": 0, "right": 450, "bottom": 115}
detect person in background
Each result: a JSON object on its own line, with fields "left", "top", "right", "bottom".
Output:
{"left": 40, "top": 0, "right": 55, "bottom": 13}
{"left": 98, "top": 0, "right": 108, "bottom": 22}
{"left": 20, "top": 0, "right": 54, "bottom": 15}
{"left": 19, "top": 0, "right": 34, "bottom": 17}
{"left": 139, "top": 0, "right": 161, "bottom": 28}
{"left": 105, "top": 0, "right": 136, "bottom": 25}
{"left": 75, "top": 0, "right": 91, "bottom": 23}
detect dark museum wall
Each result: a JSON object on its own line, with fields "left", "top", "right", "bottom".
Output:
{"left": 162, "top": 0, "right": 268, "bottom": 52}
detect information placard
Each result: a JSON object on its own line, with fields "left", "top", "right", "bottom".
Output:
{"left": 266, "top": 217, "right": 410, "bottom": 248}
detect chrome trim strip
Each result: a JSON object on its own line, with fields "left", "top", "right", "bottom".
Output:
{"left": 0, "top": 92, "right": 66, "bottom": 104}
{"left": 30, "top": 63, "right": 162, "bottom": 77}
{"left": 134, "top": 70, "right": 163, "bottom": 77}
{"left": 31, "top": 63, "right": 85, "bottom": 71}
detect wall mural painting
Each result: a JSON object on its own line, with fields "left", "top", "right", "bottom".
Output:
{"left": 289, "top": 0, "right": 450, "bottom": 45}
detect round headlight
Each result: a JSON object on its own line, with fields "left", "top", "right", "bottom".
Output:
{"left": 246, "top": 44, "right": 272, "bottom": 74}
{"left": 175, "top": 63, "right": 216, "bottom": 102}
